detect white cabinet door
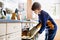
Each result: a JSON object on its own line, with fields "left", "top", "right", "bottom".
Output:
{"left": 7, "top": 32, "right": 21, "bottom": 40}
{"left": 0, "top": 36, "right": 6, "bottom": 40}
{"left": 0, "top": 23, "right": 6, "bottom": 36}
{"left": 7, "top": 23, "right": 21, "bottom": 34}
{"left": 12, "top": 32, "right": 21, "bottom": 40}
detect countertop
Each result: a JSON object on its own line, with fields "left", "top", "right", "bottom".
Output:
{"left": 0, "top": 19, "right": 36, "bottom": 23}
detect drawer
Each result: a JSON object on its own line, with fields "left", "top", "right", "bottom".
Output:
{"left": 0, "top": 36, "right": 6, "bottom": 40}
{"left": 7, "top": 32, "right": 21, "bottom": 40}
{"left": 0, "top": 23, "right": 6, "bottom": 36}
{"left": 7, "top": 23, "right": 21, "bottom": 34}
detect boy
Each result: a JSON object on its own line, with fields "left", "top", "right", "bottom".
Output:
{"left": 31, "top": 2, "right": 57, "bottom": 40}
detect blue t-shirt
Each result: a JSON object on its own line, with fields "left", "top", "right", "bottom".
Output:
{"left": 38, "top": 10, "right": 57, "bottom": 34}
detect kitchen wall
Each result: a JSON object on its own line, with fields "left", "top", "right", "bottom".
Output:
{"left": 32, "top": 0, "right": 60, "bottom": 19}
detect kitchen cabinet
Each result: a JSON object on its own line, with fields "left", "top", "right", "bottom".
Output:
{"left": 0, "top": 19, "right": 37, "bottom": 40}
{"left": 0, "top": 23, "right": 6, "bottom": 36}
{"left": 0, "top": 36, "right": 6, "bottom": 40}
{"left": 7, "top": 23, "right": 21, "bottom": 34}
{"left": 0, "top": 20, "right": 21, "bottom": 40}
{"left": 7, "top": 32, "right": 21, "bottom": 40}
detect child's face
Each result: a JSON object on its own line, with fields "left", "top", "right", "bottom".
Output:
{"left": 34, "top": 9, "right": 41, "bottom": 14}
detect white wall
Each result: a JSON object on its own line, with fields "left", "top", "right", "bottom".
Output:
{"left": 32, "top": 0, "right": 60, "bottom": 19}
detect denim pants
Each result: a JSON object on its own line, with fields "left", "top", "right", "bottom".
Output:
{"left": 45, "top": 28, "right": 57, "bottom": 40}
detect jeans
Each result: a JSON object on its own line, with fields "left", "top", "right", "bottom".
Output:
{"left": 45, "top": 28, "right": 57, "bottom": 40}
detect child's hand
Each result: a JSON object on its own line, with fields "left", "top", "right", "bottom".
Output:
{"left": 47, "top": 20, "right": 54, "bottom": 30}
{"left": 35, "top": 23, "right": 42, "bottom": 29}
